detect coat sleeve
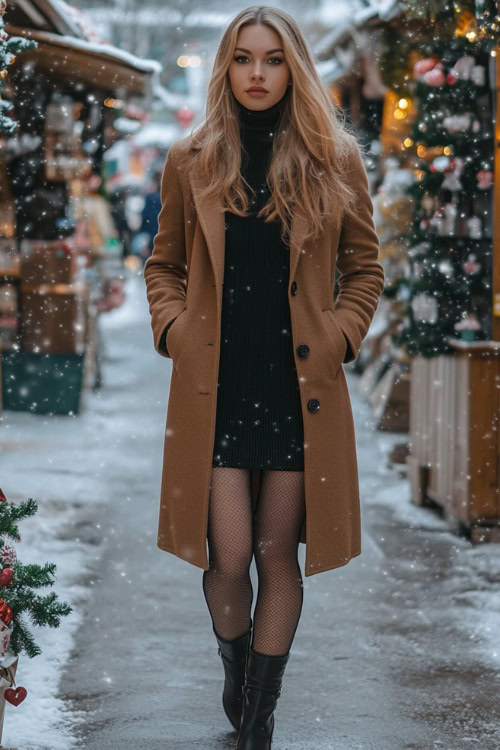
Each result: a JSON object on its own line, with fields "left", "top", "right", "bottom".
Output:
{"left": 143, "top": 144, "right": 187, "bottom": 358}
{"left": 333, "top": 142, "right": 385, "bottom": 364}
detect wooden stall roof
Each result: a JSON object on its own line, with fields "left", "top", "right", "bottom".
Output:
{"left": 4, "top": 0, "right": 160, "bottom": 95}
{"left": 5, "top": 25, "right": 160, "bottom": 94}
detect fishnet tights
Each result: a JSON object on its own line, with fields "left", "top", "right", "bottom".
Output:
{"left": 202, "top": 467, "right": 305, "bottom": 656}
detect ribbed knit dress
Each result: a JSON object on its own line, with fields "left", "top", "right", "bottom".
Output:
{"left": 211, "top": 88, "right": 305, "bottom": 472}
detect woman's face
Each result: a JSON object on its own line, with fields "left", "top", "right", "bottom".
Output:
{"left": 228, "top": 23, "right": 290, "bottom": 111}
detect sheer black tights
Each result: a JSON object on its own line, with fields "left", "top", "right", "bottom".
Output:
{"left": 202, "top": 467, "right": 305, "bottom": 656}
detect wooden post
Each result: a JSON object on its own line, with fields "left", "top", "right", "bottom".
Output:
{"left": 493, "top": 49, "right": 500, "bottom": 340}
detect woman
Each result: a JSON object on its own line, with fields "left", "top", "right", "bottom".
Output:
{"left": 144, "top": 6, "right": 385, "bottom": 748}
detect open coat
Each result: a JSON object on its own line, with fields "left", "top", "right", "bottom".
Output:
{"left": 144, "top": 133, "right": 385, "bottom": 577}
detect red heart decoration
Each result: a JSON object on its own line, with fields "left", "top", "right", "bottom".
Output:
{"left": 4, "top": 686, "right": 27, "bottom": 706}
{"left": 0, "top": 569, "right": 13, "bottom": 586}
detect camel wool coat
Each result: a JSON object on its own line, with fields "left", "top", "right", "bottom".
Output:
{"left": 144, "top": 133, "right": 385, "bottom": 577}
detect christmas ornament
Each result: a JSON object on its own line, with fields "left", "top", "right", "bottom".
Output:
{"left": 443, "top": 113, "right": 472, "bottom": 133}
{"left": 411, "top": 293, "right": 439, "bottom": 324}
{"left": 471, "top": 65, "right": 486, "bottom": 86}
{"left": 421, "top": 193, "right": 434, "bottom": 213}
{"left": 467, "top": 216, "right": 482, "bottom": 239}
{"left": 0, "top": 600, "right": 12, "bottom": 626}
{"left": 439, "top": 260, "right": 454, "bottom": 278}
{"left": 441, "top": 165, "right": 463, "bottom": 192}
{"left": 449, "top": 55, "right": 476, "bottom": 81}
{"left": 424, "top": 67, "right": 446, "bottom": 86}
{"left": 413, "top": 57, "right": 440, "bottom": 79}
{"left": 442, "top": 203, "right": 457, "bottom": 235}
{"left": 429, "top": 210, "right": 444, "bottom": 234}
{"left": 476, "top": 169, "right": 493, "bottom": 189}
{"left": 454, "top": 312, "right": 481, "bottom": 341}
{"left": 4, "top": 685, "right": 27, "bottom": 706}
{"left": 463, "top": 253, "right": 481, "bottom": 274}
{"left": 0, "top": 569, "right": 13, "bottom": 587}
{"left": 430, "top": 155, "right": 452, "bottom": 173}
{"left": 0, "top": 490, "right": 6, "bottom": 503}
{"left": 0, "top": 544, "right": 16, "bottom": 569}
{"left": 0, "top": 621, "right": 12, "bottom": 657}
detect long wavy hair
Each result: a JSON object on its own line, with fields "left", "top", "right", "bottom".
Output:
{"left": 185, "top": 5, "right": 361, "bottom": 247}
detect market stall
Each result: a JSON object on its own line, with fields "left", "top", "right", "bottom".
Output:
{"left": 316, "top": 0, "right": 500, "bottom": 538}
{"left": 0, "top": 0, "right": 159, "bottom": 414}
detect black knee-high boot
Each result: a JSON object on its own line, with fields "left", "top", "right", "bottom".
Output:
{"left": 236, "top": 646, "right": 290, "bottom": 750}
{"left": 214, "top": 623, "right": 252, "bottom": 731}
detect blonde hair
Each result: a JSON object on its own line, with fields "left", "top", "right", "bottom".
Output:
{"left": 185, "top": 5, "right": 361, "bottom": 246}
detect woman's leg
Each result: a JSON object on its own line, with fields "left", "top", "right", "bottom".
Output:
{"left": 251, "top": 469, "right": 305, "bottom": 656}
{"left": 202, "top": 467, "right": 254, "bottom": 640}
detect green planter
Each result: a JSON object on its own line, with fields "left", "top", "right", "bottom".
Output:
{"left": 1, "top": 352, "right": 84, "bottom": 415}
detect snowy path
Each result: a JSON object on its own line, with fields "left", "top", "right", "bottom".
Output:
{"left": 1, "top": 271, "right": 499, "bottom": 749}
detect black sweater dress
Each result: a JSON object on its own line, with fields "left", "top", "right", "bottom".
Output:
{"left": 211, "top": 88, "right": 304, "bottom": 472}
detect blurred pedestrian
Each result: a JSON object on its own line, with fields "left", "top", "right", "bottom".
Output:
{"left": 138, "top": 170, "right": 162, "bottom": 263}
{"left": 109, "top": 185, "right": 134, "bottom": 258}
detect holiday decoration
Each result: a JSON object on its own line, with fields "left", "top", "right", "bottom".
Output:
{"left": 454, "top": 311, "right": 481, "bottom": 340}
{"left": 0, "top": 487, "right": 72, "bottom": 745}
{"left": 4, "top": 685, "right": 26, "bottom": 706}
{"left": 383, "top": 0, "right": 495, "bottom": 357}
{"left": 0, "top": 1, "right": 38, "bottom": 133}
{"left": 0, "top": 544, "right": 15, "bottom": 569}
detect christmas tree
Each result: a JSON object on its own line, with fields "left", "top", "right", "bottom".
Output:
{"left": 0, "top": 487, "right": 72, "bottom": 714}
{"left": 0, "top": 0, "right": 38, "bottom": 133}
{"left": 380, "top": 0, "right": 499, "bottom": 356}
{"left": 0, "top": 487, "right": 72, "bottom": 660}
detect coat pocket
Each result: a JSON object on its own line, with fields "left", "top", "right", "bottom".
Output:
{"left": 322, "top": 309, "right": 347, "bottom": 376}
{"left": 166, "top": 307, "right": 188, "bottom": 365}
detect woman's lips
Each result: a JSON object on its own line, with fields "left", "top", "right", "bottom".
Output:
{"left": 246, "top": 89, "right": 268, "bottom": 98}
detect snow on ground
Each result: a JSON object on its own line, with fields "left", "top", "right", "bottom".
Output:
{"left": 0, "top": 268, "right": 499, "bottom": 748}
{"left": 361, "top": 428, "right": 500, "bottom": 672}
{"left": 0, "top": 271, "right": 149, "bottom": 749}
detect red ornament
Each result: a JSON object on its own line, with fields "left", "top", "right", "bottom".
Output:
{"left": 446, "top": 72, "right": 458, "bottom": 85}
{"left": 0, "top": 569, "right": 13, "bottom": 587}
{"left": 4, "top": 686, "right": 27, "bottom": 706}
{"left": 0, "top": 600, "right": 12, "bottom": 626}
{"left": 0, "top": 489, "right": 6, "bottom": 502}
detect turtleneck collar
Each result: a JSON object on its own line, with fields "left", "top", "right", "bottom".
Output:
{"left": 235, "top": 86, "right": 290, "bottom": 144}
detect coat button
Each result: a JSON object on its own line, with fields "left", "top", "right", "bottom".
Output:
{"left": 297, "top": 344, "right": 309, "bottom": 358}
{"left": 291, "top": 281, "right": 297, "bottom": 295}
{"left": 307, "top": 399, "right": 320, "bottom": 412}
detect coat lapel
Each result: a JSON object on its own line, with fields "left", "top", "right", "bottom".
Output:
{"left": 189, "top": 168, "right": 307, "bottom": 290}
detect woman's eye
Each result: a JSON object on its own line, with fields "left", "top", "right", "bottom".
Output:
{"left": 233, "top": 56, "right": 284, "bottom": 65}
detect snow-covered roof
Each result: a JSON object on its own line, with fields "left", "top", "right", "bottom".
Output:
{"left": 314, "top": 0, "right": 402, "bottom": 62}
{"left": 11, "top": 27, "right": 161, "bottom": 74}
{"left": 7, "top": 0, "right": 160, "bottom": 77}
{"left": 313, "top": 0, "right": 402, "bottom": 83}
